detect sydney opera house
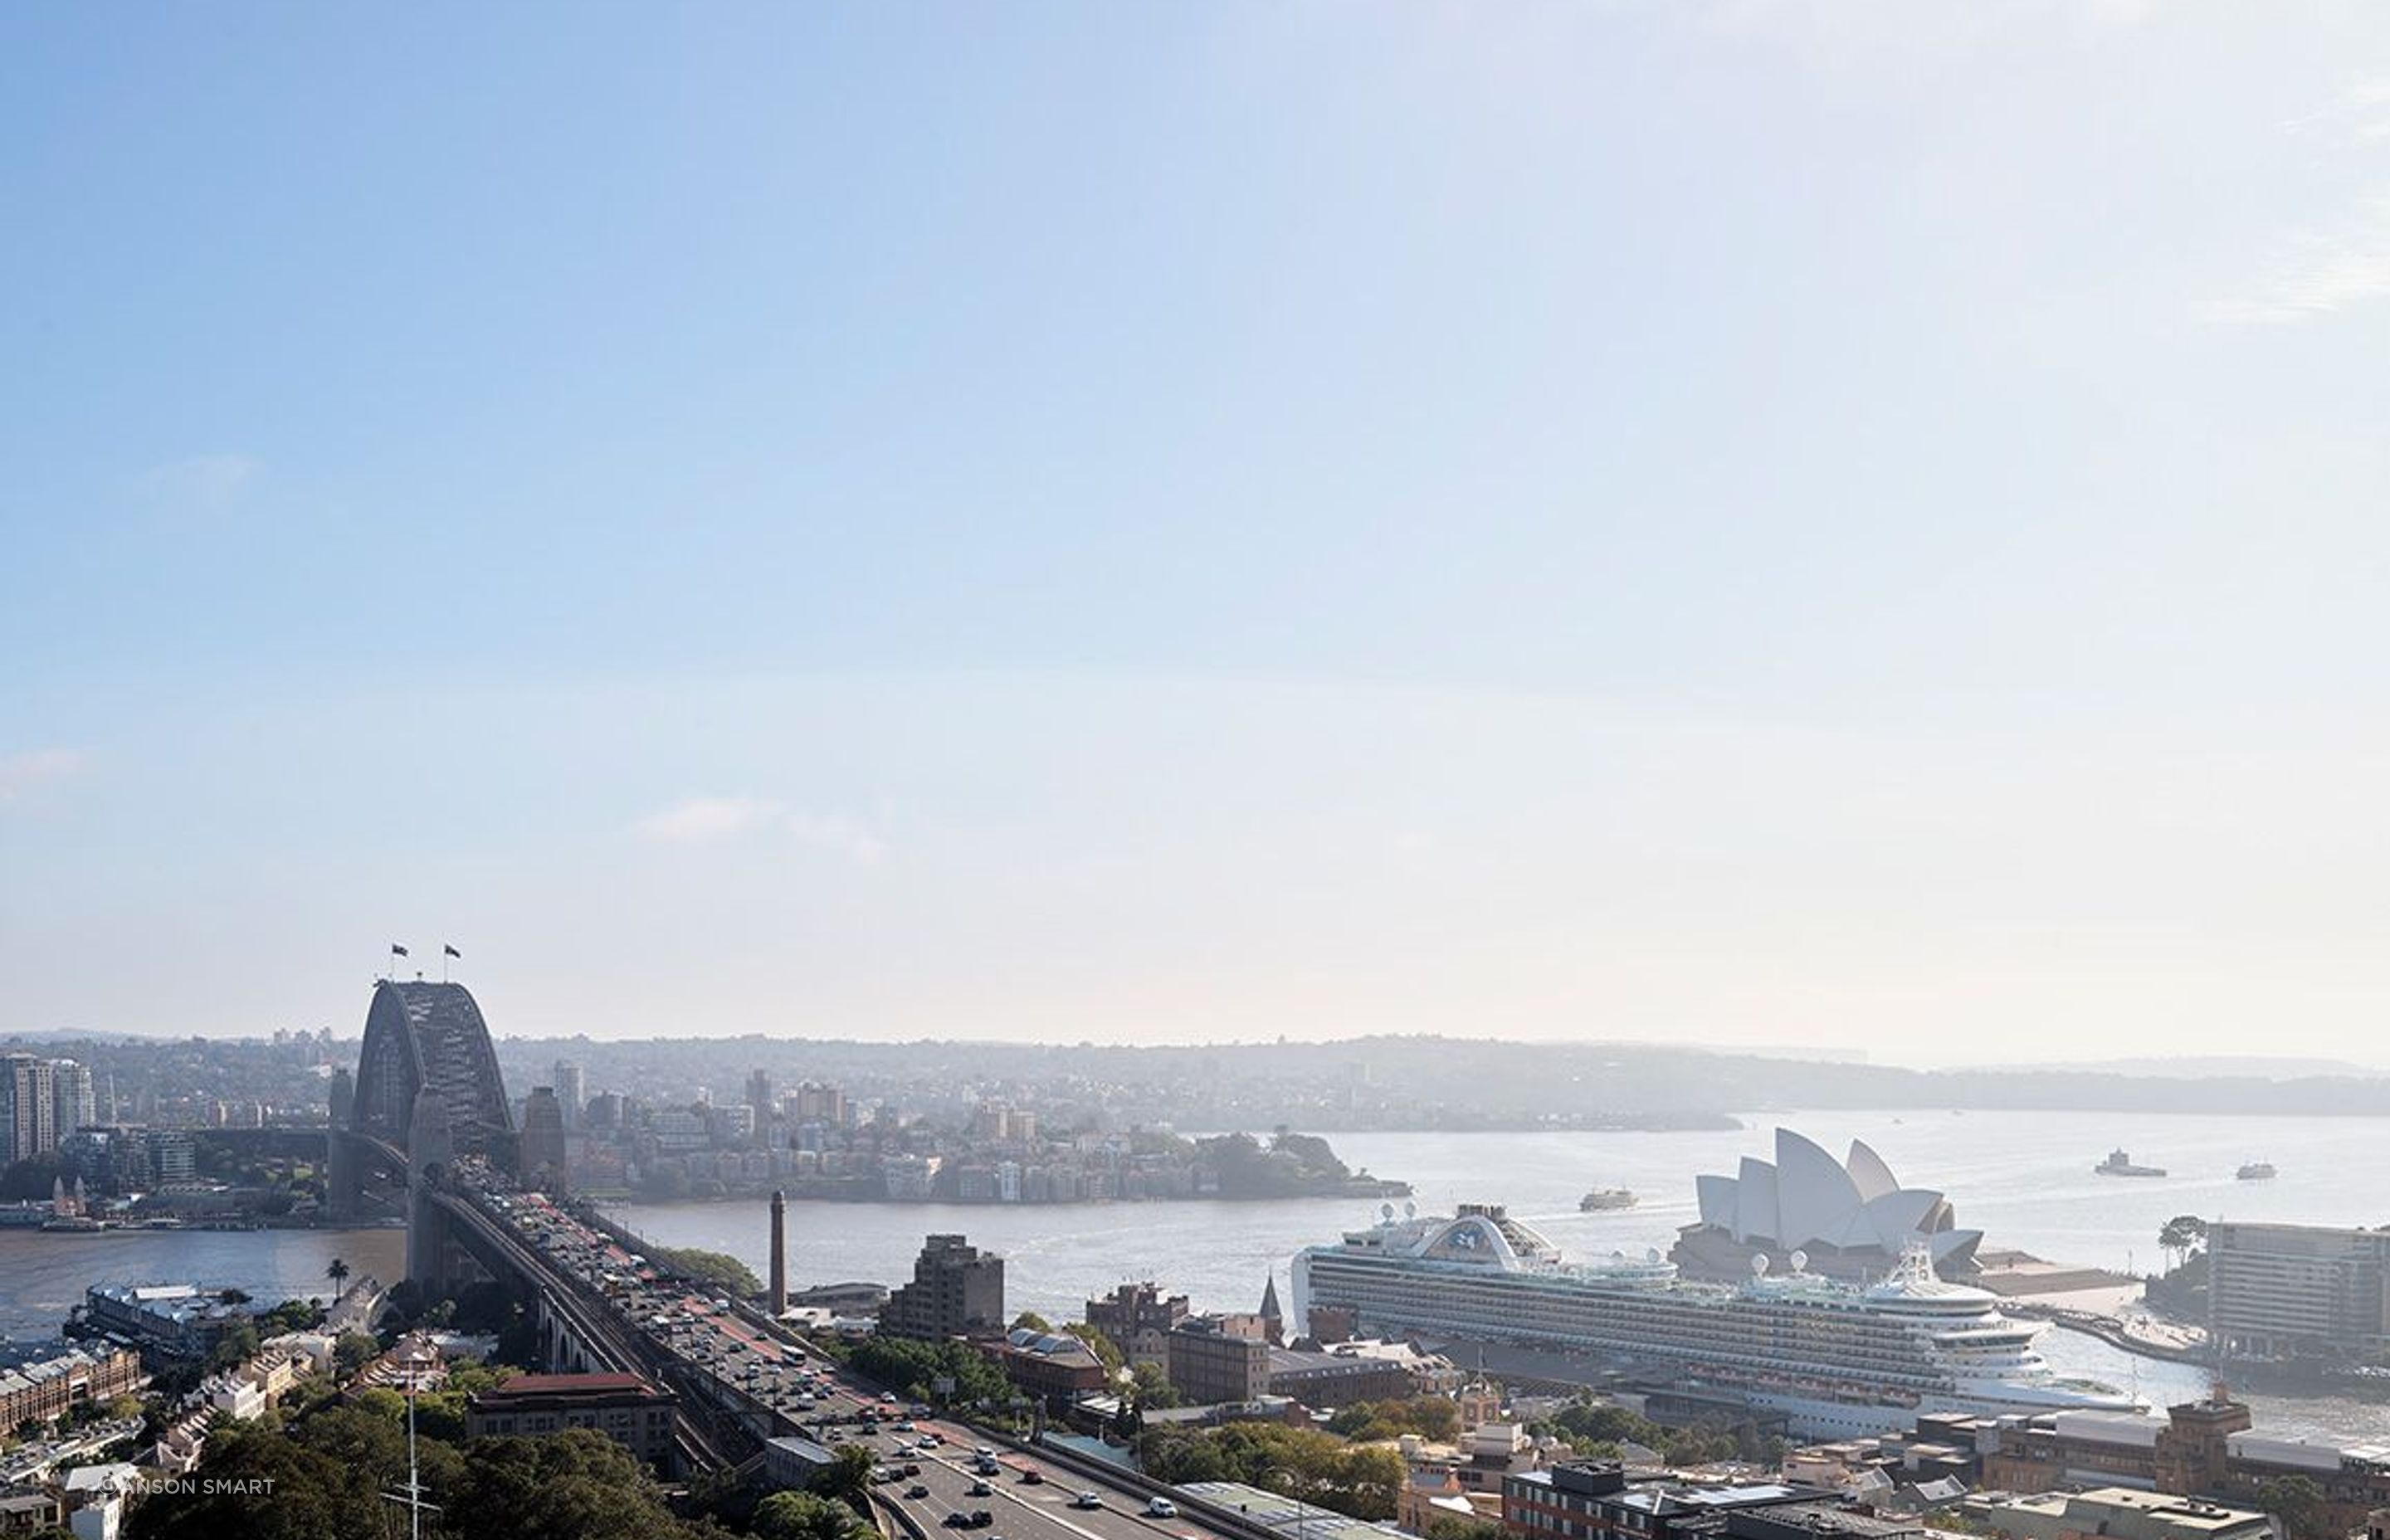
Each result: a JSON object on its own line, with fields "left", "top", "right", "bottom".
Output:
{"left": 1671, "top": 1128, "right": 1983, "bottom": 1282}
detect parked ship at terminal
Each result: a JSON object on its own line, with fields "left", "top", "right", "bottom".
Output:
{"left": 1291, "top": 1156, "right": 2141, "bottom": 1439}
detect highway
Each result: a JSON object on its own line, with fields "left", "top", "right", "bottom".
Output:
{"left": 437, "top": 1165, "right": 1256, "bottom": 1540}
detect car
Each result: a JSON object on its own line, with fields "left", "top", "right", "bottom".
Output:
{"left": 968, "top": 1482, "right": 993, "bottom": 1497}
{"left": 1072, "top": 1493, "right": 1103, "bottom": 1511}
{"left": 944, "top": 1515, "right": 970, "bottom": 1529}
{"left": 1147, "top": 1499, "right": 1179, "bottom": 1518}
{"left": 904, "top": 1464, "right": 922, "bottom": 1477}
{"left": 973, "top": 1446, "right": 995, "bottom": 1458}
{"left": 907, "top": 1486, "right": 931, "bottom": 1501}
{"left": 881, "top": 1391, "right": 899, "bottom": 1402}
{"left": 970, "top": 1513, "right": 993, "bottom": 1528}
{"left": 1019, "top": 1470, "right": 1043, "bottom": 1485}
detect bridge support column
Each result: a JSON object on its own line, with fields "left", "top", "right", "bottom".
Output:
{"left": 405, "top": 1090, "right": 456, "bottom": 1292}
{"left": 325, "top": 1130, "right": 361, "bottom": 1224}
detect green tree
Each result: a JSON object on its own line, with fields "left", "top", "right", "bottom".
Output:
{"left": 334, "top": 1332, "right": 380, "bottom": 1377}
{"left": 1426, "top": 1519, "right": 1506, "bottom": 1540}
{"left": 651, "top": 1245, "right": 762, "bottom": 1297}
{"left": 2158, "top": 1215, "right": 2210, "bottom": 1270}
{"left": 1012, "top": 1311, "right": 1054, "bottom": 1333}
{"left": 207, "top": 1322, "right": 260, "bottom": 1372}
{"left": 1130, "top": 1361, "right": 1181, "bottom": 1409}
{"left": 445, "top": 1429, "right": 700, "bottom": 1540}
{"left": 813, "top": 1442, "right": 879, "bottom": 1508}
{"left": 1065, "top": 1323, "right": 1125, "bottom": 1376}
{"left": 2252, "top": 1475, "right": 2329, "bottom": 1540}
{"left": 324, "top": 1256, "right": 350, "bottom": 1291}
{"left": 758, "top": 1489, "right": 877, "bottom": 1540}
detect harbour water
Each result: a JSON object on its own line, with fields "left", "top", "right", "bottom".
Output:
{"left": 2, "top": 1109, "right": 2383, "bottom": 1440}
{"left": 0, "top": 1226, "right": 404, "bottom": 1346}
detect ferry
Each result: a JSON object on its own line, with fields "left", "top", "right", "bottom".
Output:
{"left": 2095, "top": 1149, "right": 2166, "bottom": 1177}
{"left": 2236, "top": 1160, "right": 2276, "bottom": 1182}
{"left": 1579, "top": 1188, "right": 1637, "bottom": 1211}
{"left": 1289, "top": 1203, "right": 2138, "bottom": 1438}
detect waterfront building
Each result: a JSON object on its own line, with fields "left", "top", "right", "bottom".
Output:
{"left": 465, "top": 1371, "right": 677, "bottom": 1469}
{"left": 2207, "top": 1221, "right": 2390, "bottom": 1364}
{"left": 1167, "top": 1315, "right": 1271, "bottom": 1406}
{"left": 880, "top": 1234, "right": 1005, "bottom": 1339}
{"left": 145, "top": 1130, "right": 195, "bottom": 1186}
{"left": 1963, "top": 1489, "right": 2271, "bottom": 1540}
{"left": 1675, "top": 1128, "right": 1982, "bottom": 1283}
{"left": 1087, "top": 1281, "right": 1190, "bottom": 1368}
{"left": 79, "top": 1284, "right": 256, "bottom": 1365}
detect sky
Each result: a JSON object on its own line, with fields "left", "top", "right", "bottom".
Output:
{"left": 6, "top": 3, "right": 2390, "bottom": 1065}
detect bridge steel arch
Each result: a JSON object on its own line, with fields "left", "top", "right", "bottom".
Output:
{"left": 351, "top": 980, "right": 515, "bottom": 1157}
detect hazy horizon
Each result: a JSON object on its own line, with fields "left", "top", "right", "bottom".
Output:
{"left": 9, "top": 5, "right": 2390, "bottom": 1062}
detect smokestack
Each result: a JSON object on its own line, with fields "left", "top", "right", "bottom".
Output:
{"left": 769, "top": 1188, "right": 788, "bottom": 1315}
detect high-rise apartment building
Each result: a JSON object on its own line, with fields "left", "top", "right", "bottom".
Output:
{"left": 552, "top": 1060, "right": 586, "bottom": 1130}
{"left": 746, "top": 1069, "right": 774, "bottom": 1150}
{"left": 1, "top": 1055, "right": 59, "bottom": 1164}
{"left": 880, "top": 1235, "right": 1005, "bottom": 1339}
{"left": 50, "top": 1060, "right": 95, "bottom": 1138}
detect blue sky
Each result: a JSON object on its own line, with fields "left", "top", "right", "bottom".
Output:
{"left": 6, "top": 3, "right": 2390, "bottom": 1062}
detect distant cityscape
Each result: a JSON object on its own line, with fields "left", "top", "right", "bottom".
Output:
{"left": 9, "top": 989, "right": 2390, "bottom": 1540}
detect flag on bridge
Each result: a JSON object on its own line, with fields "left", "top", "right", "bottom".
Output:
{"left": 390, "top": 943, "right": 408, "bottom": 958}
{"left": 443, "top": 944, "right": 461, "bottom": 959}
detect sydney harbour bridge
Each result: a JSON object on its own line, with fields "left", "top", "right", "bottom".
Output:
{"left": 324, "top": 977, "right": 519, "bottom": 1288}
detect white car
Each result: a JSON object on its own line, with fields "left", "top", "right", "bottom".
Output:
{"left": 1146, "top": 1499, "right": 1178, "bottom": 1519}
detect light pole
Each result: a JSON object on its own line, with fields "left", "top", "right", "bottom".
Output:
{"left": 1265, "top": 1465, "right": 1315, "bottom": 1540}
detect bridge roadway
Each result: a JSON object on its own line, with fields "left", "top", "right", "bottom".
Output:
{"left": 435, "top": 1172, "right": 1266, "bottom": 1540}
{"left": 428, "top": 1172, "right": 749, "bottom": 1474}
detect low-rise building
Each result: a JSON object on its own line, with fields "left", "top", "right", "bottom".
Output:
{"left": 0, "top": 1492, "right": 63, "bottom": 1535}
{"left": 1168, "top": 1316, "right": 1271, "bottom": 1406}
{"left": 0, "top": 1345, "right": 144, "bottom": 1434}
{"left": 990, "top": 1328, "right": 1110, "bottom": 1402}
{"left": 1962, "top": 1489, "right": 2272, "bottom": 1540}
{"left": 1503, "top": 1461, "right": 1842, "bottom": 1540}
{"left": 1086, "top": 1282, "right": 1190, "bottom": 1369}
{"left": 61, "top": 1462, "right": 141, "bottom": 1540}
{"left": 465, "top": 1372, "right": 678, "bottom": 1470}
{"left": 763, "top": 1435, "right": 839, "bottom": 1489}
{"left": 1269, "top": 1343, "right": 1438, "bottom": 1408}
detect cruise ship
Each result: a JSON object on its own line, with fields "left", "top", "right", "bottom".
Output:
{"left": 1289, "top": 1204, "right": 2139, "bottom": 1438}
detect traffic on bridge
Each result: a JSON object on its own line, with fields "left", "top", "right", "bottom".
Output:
{"left": 441, "top": 1164, "right": 1265, "bottom": 1540}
